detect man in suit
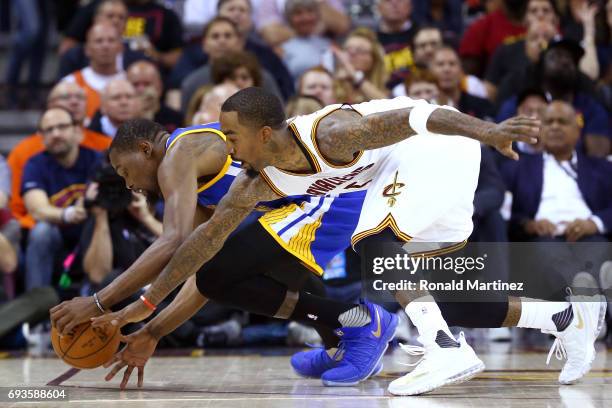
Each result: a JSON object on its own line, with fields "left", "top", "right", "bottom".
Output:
{"left": 502, "top": 100, "right": 612, "bottom": 243}
{"left": 502, "top": 100, "right": 611, "bottom": 302}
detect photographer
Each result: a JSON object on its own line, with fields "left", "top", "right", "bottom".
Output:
{"left": 80, "top": 161, "right": 161, "bottom": 297}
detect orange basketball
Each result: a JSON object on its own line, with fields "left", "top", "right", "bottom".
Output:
{"left": 51, "top": 322, "right": 120, "bottom": 369}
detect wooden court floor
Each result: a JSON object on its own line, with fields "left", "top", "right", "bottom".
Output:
{"left": 0, "top": 342, "right": 610, "bottom": 407}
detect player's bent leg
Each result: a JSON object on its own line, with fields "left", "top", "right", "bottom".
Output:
{"left": 195, "top": 220, "right": 396, "bottom": 385}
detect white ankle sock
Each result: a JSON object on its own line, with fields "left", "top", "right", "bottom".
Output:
{"left": 517, "top": 298, "right": 571, "bottom": 331}
{"left": 405, "top": 296, "right": 454, "bottom": 344}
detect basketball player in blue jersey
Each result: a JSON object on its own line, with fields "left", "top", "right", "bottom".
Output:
{"left": 51, "top": 119, "right": 397, "bottom": 388}
{"left": 94, "top": 88, "right": 605, "bottom": 395}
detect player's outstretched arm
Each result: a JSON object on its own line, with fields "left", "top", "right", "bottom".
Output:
{"left": 103, "top": 276, "right": 208, "bottom": 390}
{"left": 51, "top": 141, "right": 201, "bottom": 335}
{"left": 324, "top": 103, "right": 540, "bottom": 161}
{"left": 90, "top": 173, "right": 280, "bottom": 328}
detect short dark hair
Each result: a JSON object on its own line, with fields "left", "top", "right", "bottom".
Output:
{"left": 221, "top": 87, "right": 286, "bottom": 130}
{"left": 517, "top": 87, "right": 548, "bottom": 106}
{"left": 110, "top": 118, "right": 166, "bottom": 153}
{"left": 217, "top": 0, "right": 251, "bottom": 11}
{"left": 202, "top": 16, "right": 240, "bottom": 39}
{"left": 211, "top": 50, "right": 262, "bottom": 86}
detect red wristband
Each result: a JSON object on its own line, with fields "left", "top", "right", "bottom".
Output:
{"left": 140, "top": 295, "right": 157, "bottom": 311}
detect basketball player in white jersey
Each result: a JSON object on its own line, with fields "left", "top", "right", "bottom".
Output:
{"left": 95, "top": 88, "right": 605, "bottom": 395}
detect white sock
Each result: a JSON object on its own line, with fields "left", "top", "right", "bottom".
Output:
{"left": 405, "top": 296, "right": 454, "bottom": 345}
{"left": 517, "top": 298, "right": 572, "bottom": 331}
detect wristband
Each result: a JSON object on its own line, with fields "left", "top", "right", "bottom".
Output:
{"left": 408, "top": 101, "right": 439, "bottom": 135}
{"left": 140, "top": 295, "right": 157, "bottom": 311}
{"left": 93, "top": 292, "right": 107, "bottom": 313}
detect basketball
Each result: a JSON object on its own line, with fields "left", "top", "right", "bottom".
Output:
{"left": 50, "top": 322, "right": 120, "bottom": 369}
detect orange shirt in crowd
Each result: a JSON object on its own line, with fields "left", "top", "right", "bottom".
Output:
{"left": 74, "top": 71, "right": 102, "bottom": 121}
{"left": 7, "top": 129, "right": 111, "bottom": 228}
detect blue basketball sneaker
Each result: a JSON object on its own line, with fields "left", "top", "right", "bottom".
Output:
{"left": 291, "top": 347, "right": 383, "bottom": 378}
{"left": 321, "top": 301, "right": 397, "bottom": 386}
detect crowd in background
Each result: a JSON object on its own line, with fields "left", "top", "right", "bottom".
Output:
{"left": 0, "top": 0, "right": 611, "bottom": 351}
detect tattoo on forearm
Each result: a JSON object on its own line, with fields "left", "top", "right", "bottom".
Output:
{"left": 145, "top": 174, "right": 278, "bottom": 304}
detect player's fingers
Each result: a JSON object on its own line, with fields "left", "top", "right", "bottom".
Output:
{"left": 56, "top": 314, "right": 74, "bottom": 335}
{"left": 61, "top": 318, "right": 80, "bottom": 336}
{"left": 499, "top": 146, "right": 519, "bottom": 161}
{"left": 49, "top": 302, "right": 66, "bottom": 315}
{"left": 50, "top": 305, "right": 67, "bottom": 325}
{"left": 120, "top": 366, "right": 135, "bottom": 390}
{"left": 508, "top": 126, "right": 539, "bottom": 143}
{"left": 138, "top": 366, "right": 144, "bottom": 388}
{"left": 91, "top": 312, "right": 121, "bottom": 327}
{"left": 103, "top": 352, "right": 122, "bottom": 368}
{"left": 105, "top": 361, "right": 127, "bottom": 381}
{"left": 119, "top": 334, "right": 132, "bottom": 343}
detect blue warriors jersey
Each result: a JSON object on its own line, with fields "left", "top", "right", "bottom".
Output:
{"left": 164, "top": 123, "right": 367, "bottom": 275}
{"left": 165, "top": 122, "right": 241, "bottom": 208}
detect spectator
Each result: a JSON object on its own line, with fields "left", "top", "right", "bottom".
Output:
{"left": 79, "top": 164, "right": 160, "bottom": 296}
{"left": 412, "top": 0, "right": 464, "bottom": 47}
{"left": 171, "top": 13, "right": 293, "bottom": 105}
{"left": 515, "top": 87, "right": 548, "bottom": 153}
{"left": 429, "top": 46, "right": 495, "bottom": 120}
{"left": 181, "top": 0, "right": 264, "bottom": 40}
{"left": 375, "top": 0, "right": 418, "bottom": 89}
{"left": 180, "top": 18, "right": 282, "bottom": 113}
{"left": 333, "top": 28, "right": 389, "bottom": 104}
{"left": 389, "top": 25, "right": 444, "bottom": 97}
{"left": 210, "top": 51, "right": 262, "bottom": 89}
{"left": 523, "top": 0, "right": 558, "bottom": 27}
{"left": 286, "top": 95, "right": 324, "bottom": 117}
{"left": 7, "top": 82, "right": 111, "bottom": 230}
{"left": 0, "top": 156, "right": 19, "bottom": 299}
{"left": 497, "top": 39, "right": 611, "bottom": 157}
{"left": 403, "top": 69, "right": 440, "bottom": 102}
{"left": 5, "top": 0, "right": 49, "bottom": 108}
{"left": 459, "top": 0, "right": 528, "bottom": 77}
{"left": 61, "top": 0, "right": 183, "bottom": 70}
{"left": 88, "top": 79, "right": 141, "bottom": 138}
{"left": 297, "top": 66, "right": 336, "bottom": 105}
{"left": 61, "top": 22, "right": 126, "bottom": 121}
{"left": 255, "top": 0, "right": 350, "bottom": 48}
{"left": 502, "top": 100, "right": 612, "bottom": 243}
{"left": 281, "top": 0, "right": 332, "bottom": 80}
{"left": 22, "top": 108, "right": 102, "bottom": 291}
{"left": 58, "top": 0, "right": 149, "bottom": 79}
{"left": 411, "top": 25, "right": 443, "bottom": 70}
{"left": 485, "top": 20, "right": 558, "bottom": 102}
{"left": 470, "top": 146, "right": 507, "bottom": 242}
{"left": 126, "top": 61, "right": 182, "bottom": 133}
{"left": 189, "top": 83, "right": 240, "bottom": 125}
{"left": 599, "top": 0, "right": 612, "bottom": 110}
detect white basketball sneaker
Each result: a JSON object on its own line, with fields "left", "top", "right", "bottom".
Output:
{"left": 388, "top": 331, "right": 485, "bottom": 396}
{"left": 544, "top": 297, "right": 607, "bottom": 384}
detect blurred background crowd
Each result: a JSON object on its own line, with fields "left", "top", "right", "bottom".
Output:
{"left": 0, "top": 0, "right": 610, "bottom": 354}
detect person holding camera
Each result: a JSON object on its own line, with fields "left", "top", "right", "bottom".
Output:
{"left": 22, "top": 107, "right": 102, "bottom": 292}
{"left": 79, "top": 161, "right": 161, "bottom": 297}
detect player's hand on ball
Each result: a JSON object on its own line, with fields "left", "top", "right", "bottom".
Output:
{"left": 104, "top": 327, "right": 158, "bottom": 389}
{"left": 90, "top": 300, "right": 153, "bottom": 329}
{"left": 50, "top": 296, "right": 102, "bottom": 336}
{"left": 482, "top": 116, "right": 540, "bottom": 160}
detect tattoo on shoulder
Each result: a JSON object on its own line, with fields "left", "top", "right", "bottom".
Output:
{"left": 318, "top": 109, "right": 417, "bottom": 162}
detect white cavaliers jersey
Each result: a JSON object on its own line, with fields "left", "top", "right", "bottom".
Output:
{"left": 259, "top": 97, "right": 482, "bottom": 247}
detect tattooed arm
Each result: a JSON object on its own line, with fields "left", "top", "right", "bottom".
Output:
{"left": 143, "top": 172, "right": 279, "bottom": 305}
{"left": 90, "top": 172, "right": 280, "bottom": 329}
{"left": 319, "top": 100, "right": 540, "bottom": 162}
